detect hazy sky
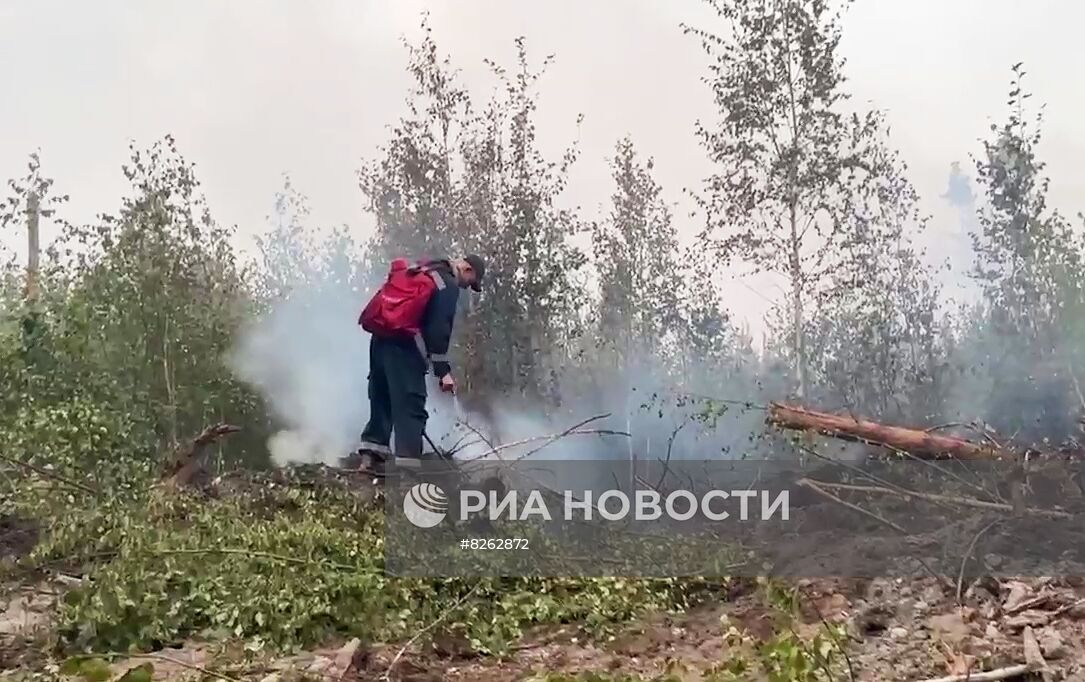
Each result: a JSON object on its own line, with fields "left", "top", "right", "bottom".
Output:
{"left": 2, "top": 1, "right": 1083, "bottom": 340}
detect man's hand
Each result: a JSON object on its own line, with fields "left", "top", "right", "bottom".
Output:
{"left": 439, "top": 374, "right": 456, "bottom": 394}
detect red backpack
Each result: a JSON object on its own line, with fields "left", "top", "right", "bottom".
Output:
{"left": 358, "top": 258, "right": 444, "bottom": 338}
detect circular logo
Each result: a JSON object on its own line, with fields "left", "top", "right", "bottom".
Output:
{"left": 403, "top": 482, "right": 447, "bottom": 528}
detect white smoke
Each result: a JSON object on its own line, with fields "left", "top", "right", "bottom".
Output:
{"left": 230, "top": 276, "right": 374, "bottom": 467}
{"left": 227, "top": 247, "right": 767, "bottom": 469}
{"left": 227, "top": 256, "right": 551, "bottom": 466}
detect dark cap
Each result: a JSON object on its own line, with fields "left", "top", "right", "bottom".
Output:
{"left": 464, "top": 254, "right": 486, "bottom": 291}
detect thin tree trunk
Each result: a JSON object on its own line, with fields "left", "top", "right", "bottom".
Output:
{"left": 783, "top": 14, "right": 807, "bottom": 401}
{"left": 789, "top": 201, "right": 806, "bottom": 399}
{"left": 25, "top": 190, "right": 40, "bottom": 304}
{"left": 163, "top": 315, "right": 178, "bottom": 449}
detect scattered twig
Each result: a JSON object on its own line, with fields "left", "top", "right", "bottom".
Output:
{"left": 793, "top": 441, "right": 964, "bottom": 515}
{"left": 805, "top": 479, "right": 1072, "bottom": 519}
{"left": 796, "top": 586, "right": 857, "bottom": 679}
{"left": 131, "top": 652, "right": 243, "bottom": 682}
{"left": 1052, "top": 597, "right": 1085, "bottom": 618}
{"left": 911, "top": 663, "right": 1031, "bottom": 682}
{"left": 457, "top": 414, "right": 626, "bottom": 463}
{"left": 510, "top": 416, "right": 628, "bottom": 463}
{"left": 1005, "top": 594, "right": 1050, "bottom": 615}
{"left": 383, "top": 581, "right": 482, "bottom": 680}
{"left": 924, "top": 422, "right": 964, "bottom": 434}
{"left": 653, "top": 421, "right": 687, "bottom": 492}
{"left": 0, "top": 451, "right": 97, "bottom": 495}
{"left": 633, "top": 473, "right": 660, "bottom": 492}
{"left": 66, "top": 652, "right": 243, "bottom": 682}
{"left": 796, "top": 478, "right": 907, "bottom": 533}
{"left": 882, "top": 442, "right": 1004, "bottom": 504}
{"left": 455, "top": 417, "right": 499, "bottom": 454}
{"left": 151, "top": 548, "right": 360, "bottom": 572}
{"left": 442, "top": 430, "right": 478, "bottom": 457}
{"left": 796, "top": 477, "right": 953, "bottom": 589}
{"left": 956, "top": 519, "right": 1000, "bottom": 604}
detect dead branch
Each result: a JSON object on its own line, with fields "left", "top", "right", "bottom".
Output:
{"left": 912, "top": 663, "right": 1031, "bottom": 682}
{"left": 457, "top": 414, "right": 627, "bottom": 463}
{"left": 1022, "top": 625, "right": 1049, "bottom": 674}
{"left": 652, "top": 421, "right": 687, "bottom": 491}
{"left": 957, "top": 520, "right": 1000, "bottom": 604}
{"left": 796, "top": 478, "right": 907, "bottom": 533}
{"left": 804, "top": 479, "right": 1072, "bottom": 519}
{"left": 449, "top": 417, "right": 498, "bottom": 457}
{"left": 160, "top": 423, "right": 241, "bottom": 488}
{"left": 383, "top": 581, "right": 481, "bottom": 680}
{"left": 130, "top": 652, "right": 242, "bottom": 682}
{"left": 0, "top": 451, "right": 97, "bottom": 495}
{"left": 792, "top": 441, "right": 965, "bottom": 512}
{"left": 768, "top": 402, "right": 1008, "bottom": 461}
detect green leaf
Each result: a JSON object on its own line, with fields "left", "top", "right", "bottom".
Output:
{"left": 59, "top": 656, "right": 86, "bottom": 675}
{"left": 117, "top": 662, "right": 154, "bottom": 682}
{"left": 78, "top": 658, "right": 113, "bottom": 682}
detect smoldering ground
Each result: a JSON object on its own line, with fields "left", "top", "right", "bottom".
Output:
{"left": 228, "top": 266, "right": 781, "bottom": 468}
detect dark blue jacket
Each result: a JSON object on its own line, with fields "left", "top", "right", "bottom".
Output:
{"left": 418, "top": 259, "right": 460, "bottom": 379}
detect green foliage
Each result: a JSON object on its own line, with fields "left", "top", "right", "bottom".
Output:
{"left": 53, "top": 657, "right": 156, "bottom": 682}
{"left": 592, "top": 137, "right": 682, "bottom": 365}
{"left": 59, "top": 656, "right": 116, "bottom": 682}
{"left": 713, "top": 625, "right": 848, "bottom": 682}
{"left": 524, "top": 580, "right": 853, "bottom": 682}
{"left": 1, "top": 138, "right": 270, "bottom": 475}
{"left": 962, "top": 63, "right": 1085, "bottom": 443}
{"left": 710, "top": 580, "right": 851, "bottom": 682}
{"left": 359, "top": 18, "right": 590, "bottom": 404}
{"left": 48, "top": 493, "right": 387, "bottom": 653}
{"left": 0, "top": 150, "right": 71, "bottom": 235}
{"left": 5, "top": 9, "right": 1085, "bottom": 681}
{"left": 686, "top": 0, "right": 940, "bottom": 408}
{"left": 6, "top": 458, "right": 720, "bottom": 658}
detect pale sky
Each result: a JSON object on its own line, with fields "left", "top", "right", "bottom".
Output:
{"left": 2, "top": 1, "right": 1084, "bottom": 340}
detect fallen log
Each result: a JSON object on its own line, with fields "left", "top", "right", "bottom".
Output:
{"left": 766, "top": 402, "right": 1009, "bottom": 461}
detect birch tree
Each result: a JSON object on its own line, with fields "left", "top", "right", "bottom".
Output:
{"left": 686, "top": 0, "right": 916, "bottom": 398}
{"left": 592, "top": 137, "right": 681, "bottom": 367}
{"left": 359, "top": 21, "right": 587, "bottom": 405}
{"left": 966, "top": 64, "right": 1085, "bottom": 444}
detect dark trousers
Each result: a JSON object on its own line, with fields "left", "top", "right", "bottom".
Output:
{"left": 360, "top": 335, "right": 428, "bottom": 458}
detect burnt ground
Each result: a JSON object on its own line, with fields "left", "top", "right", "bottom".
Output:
{"left": 253, "top": 464, "right": 1085, "bottom": 678}
{"left": 8, "top": 569, "right": 1085, "bottom": 680}
{"left": 349, "top": 574, "right": 1085, "bottom": 681}
{"left": 1, "top": 513, "right": 43, "bottom": 671}
{"left": 0, "top": 514, "right": 37, "bottom": 563}
{"left": 7, "top": 465, "right": 1085, "bottom": 679}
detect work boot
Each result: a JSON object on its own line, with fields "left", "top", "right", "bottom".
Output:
{"left": 354, "top": 446, "right": 388, "bottom": 476}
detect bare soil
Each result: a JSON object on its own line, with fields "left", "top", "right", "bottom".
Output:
{"left": 0, "top": 515, "right": 37, "bottom": 563}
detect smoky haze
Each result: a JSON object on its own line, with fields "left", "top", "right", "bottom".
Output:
{"left": 228, "top": 247, "right": 787, "bottom": 466}
{"left": 934, "top": 162, "right": 983, "bottom": 306}
{"left": 4, "top": 1, "right": 1085, "bottom": 342}
{"left": 5, "top": 1, "right": 1085, "bottom": 464}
